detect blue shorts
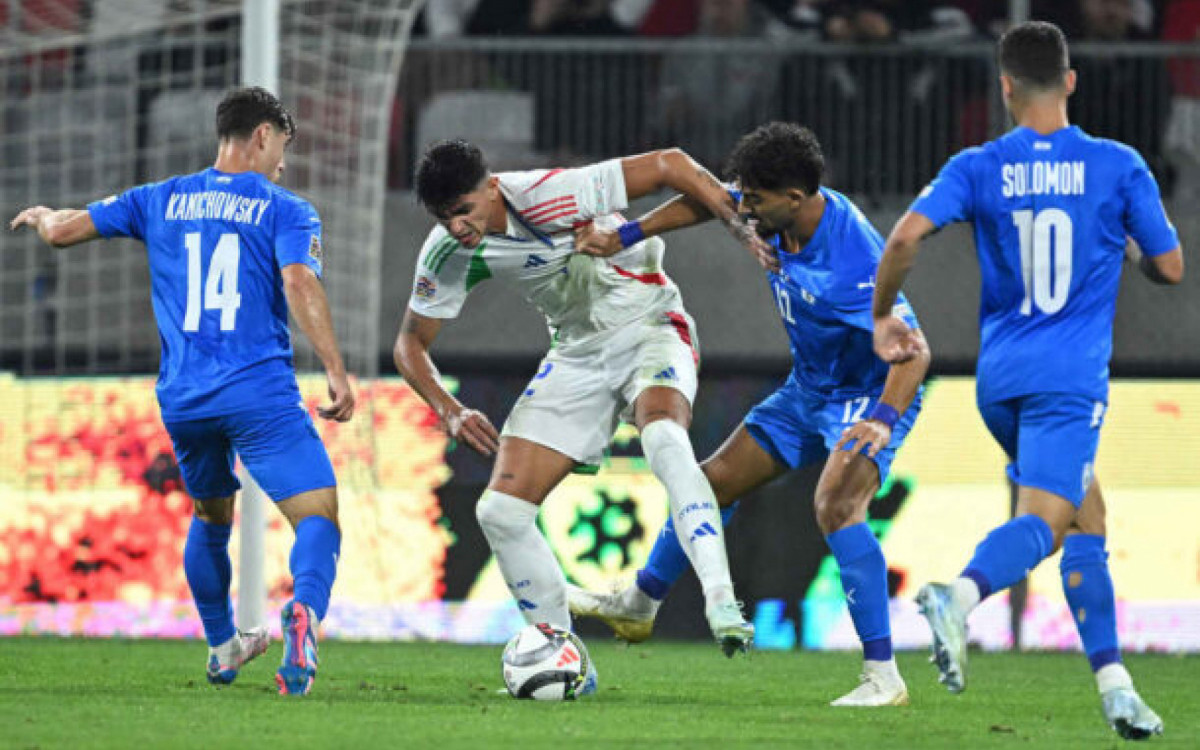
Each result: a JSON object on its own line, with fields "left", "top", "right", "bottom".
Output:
{"left": 744, "top": 380, "right": 921, "bottom": 482}
{"left": 978, "top": 393, "right": 1105, "bottom": 507}
{"left": 165, "top": 404, "right": 336, "bottom": 502}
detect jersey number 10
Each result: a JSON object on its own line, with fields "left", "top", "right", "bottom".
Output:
{"left": 183, "top": 232, "right": 242, "bottom": 332}
{"left": 1012, "top": 208, "right": 1072, "bottom": 316}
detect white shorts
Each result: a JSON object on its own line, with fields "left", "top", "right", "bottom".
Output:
{"left": 501, "top": 309, "right": 700, "bottom": 468}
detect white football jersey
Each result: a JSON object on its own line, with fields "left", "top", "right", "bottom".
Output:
{"left": 408, "top": 160, "right": 686, "bottom": 349}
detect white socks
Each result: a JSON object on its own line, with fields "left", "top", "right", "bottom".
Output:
{"left": 1096, "top": 663, "right": 1134, "bottom": 694}
{"left": 476, "top": 490, "right": 570, "bottom": 629}
{"left": 640, "top": 420, "right": 735, "bottom": 604}
{"left": 950, "top": 577, "right": 982, "bottom": 613}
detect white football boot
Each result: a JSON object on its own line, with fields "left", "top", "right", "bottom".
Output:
{"left": 831, "top": 661, "right": 909, "bottom": 707}
{"left": 1102, "top": 687, "right": 1164, "bottom": 740}
{"left": 206, "top": 626, "right": 271, "bottom": 685}
{"left": 915, "top": 582, "right": 969, "bottom": 693}
{"left": 705, "top": 598, "right": 754, "bottom": 658}
{"left": 566, "top": 582, "right": 659, "bottom": 643}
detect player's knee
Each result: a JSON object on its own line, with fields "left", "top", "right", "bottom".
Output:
{"left": 813, "top": 490, "right": 858, "bottom": 535}
{"left": 700, "top": 458, "right": 737, "bottom": 506}
{"left": 641, "top": 419, "right": 694, "bottom": 470}
{"left": 276, "top": 488, "right": 338, "bottom": 530}
{"left": 476, "top": 490, "right": 534, "bottom": 543}
{"left": 193, "top": 496, "right": 234, "bottom": 525}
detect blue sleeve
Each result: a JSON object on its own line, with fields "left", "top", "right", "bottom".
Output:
{"left": 87, "top": 183, "right": 155, "bottom": 240}
{"left": 275, "top": 198, "right": 324, "bottom": 278}
{"left": 910, "top": 149, "right": 976, "bottom": 228}
{"left": 1122, "top": 154, "right": 1178, "bottom": 257}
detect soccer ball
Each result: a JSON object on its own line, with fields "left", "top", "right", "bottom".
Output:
{"left": 501, "top": 623, "right": 593, "bottom": 701}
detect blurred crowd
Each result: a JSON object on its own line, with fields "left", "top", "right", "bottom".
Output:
{"left": 395, "top": 0, "right": 1200, "bottom": 200}
{"left": 414, "top": 0, "right": 1185, "bottom": 42}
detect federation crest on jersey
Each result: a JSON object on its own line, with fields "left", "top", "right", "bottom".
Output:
{"left": 415, "top": 275, "right": 438, "bottom": 300}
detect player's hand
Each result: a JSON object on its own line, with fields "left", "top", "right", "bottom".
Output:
{"left": 1123, "top": 237, "right": 1143, "bottom": 264}
{"left": 726, "top": 217, "right": 780, "bottom": 273}
{"left": 574, "top": 222, "right": 623, "bottom": 258}
{"left": 318, "top": 372, "right": 355, "bottom": 422}
{"left": 834, "top": 418, "right": 892, "bottom": 460}
{"left": 9, "top": 206, "right": 52, "bottom": 231}
{"left": 441, "top": 404, "right": 500, "bottom": 457}
{"left": 873, "top": 315, "right": 922, "bottom": 364}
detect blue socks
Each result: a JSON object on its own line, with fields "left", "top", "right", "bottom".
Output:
{"left": 1061, "top": 534, "right": 1122, "bottom": 672}
{"left": 184, "top": 517, "right": 235, "bottom": 647}
{"left": 961, "top": 514, "right": 1054, "bottom": 601}
{"left": 638, "top": 505, "right": 737, "bottom": 600}
{"left": 827, "top": 523, "right": 893, "bottom": 661}
{"left": 290, "top": 516, "right": 341, "bottom": 621}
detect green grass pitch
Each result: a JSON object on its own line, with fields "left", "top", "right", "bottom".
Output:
{"left": 1, "top": 638, "right": 1195, "bottom": 748}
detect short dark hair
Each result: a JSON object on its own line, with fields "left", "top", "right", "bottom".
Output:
{"left": 215, "top": 86, "right": 296, "bottom": 141}
{"left": 998, "top": 21, "right": 1070, "bottom": 91}
{"left": 415, "top": 139, "right": 489, "bottom": 214}
{"left": 725, "top": 122, "right": 823, "bottom": 195}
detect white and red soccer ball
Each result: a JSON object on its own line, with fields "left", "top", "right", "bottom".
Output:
{"left": 501, "top": 622, "right": 593, "bottom": 701}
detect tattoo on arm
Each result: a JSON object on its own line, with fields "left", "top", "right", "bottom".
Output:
{"left": 403, "top": 316, "right": 420, "bottom": 334}
{"left": 694, "top": 166, "right": 726, "bottom": 194}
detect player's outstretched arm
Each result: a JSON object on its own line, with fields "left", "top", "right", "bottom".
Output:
{"left": 393, "top": 307, "right": 498, "bottom": 456}
{"left": 281, "top": 263, "right": 355, "bottom": 422}
{"left": 873, "top": 211, "right": 935, "bottom": 363}
{"left": 10, "top": 206, "right": 100, "bottom": 247}
{"left": 618, "top": 148, "right": 777, "bottom": 271}
{"left": 574, "top": 194, "right": 712, "bottom": 258}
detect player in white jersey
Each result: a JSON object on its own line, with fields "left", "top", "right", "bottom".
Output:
{"left": 395, "top": 140, "right": 771, "bottom": 656}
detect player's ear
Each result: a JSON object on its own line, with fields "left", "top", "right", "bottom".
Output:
{"left": 254, "top": 122, "right": 272, "bottom": 150}
{"left": 786, "top": 187, "right": 807, "bottom": 205}
{"left": 999, "top": 73, "right": 1014, "bottom": 101}
{"left": 1063, "top": 69, "right": 1077, "bottom": 96}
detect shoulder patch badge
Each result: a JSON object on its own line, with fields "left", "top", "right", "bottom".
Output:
{"left": 415, "top": 275, "right": 438, "bottom": 300}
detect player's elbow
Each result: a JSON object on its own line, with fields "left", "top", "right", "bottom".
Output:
{"left": 392, "top": 330, "right": 425, "bottom": 375}
{"left": 883, "top": 232, "right": 920, "bottom": 262}
{"left": 281, "top": 264, "right": 319, "bottom": 297}
{"left": 1159, "top": 249, "right": 1184, "bottom": 285}
{"left": 653, "top": 148, "right": 692, "bottom": 183}
{"left": 392, "top": 335, "right": 412, "bottom": 371}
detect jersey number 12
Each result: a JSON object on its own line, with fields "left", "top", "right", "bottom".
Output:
{"left": 183, "top": 232, "right": 242, "bottom": 332}
{"left": 1012, "top": 208, "right": 1072, "bottom": 316}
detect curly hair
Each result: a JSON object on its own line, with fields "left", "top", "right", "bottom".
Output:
{"left": 415, "top": 139, "right": 490, "bottom": 215}
{"left": 215, "top": 86, "right": 296, "bottom": 141}
{"left": 725, "top": 122, "right": 823, "bottom": 195}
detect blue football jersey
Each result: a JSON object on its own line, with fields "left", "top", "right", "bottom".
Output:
{"left": 911, "top": 126, "right": 1178, "bottom": 403}
{"left": 88, "top": 168, "right": 324, "bottom": 420}
{"left": 734, "top": 187, "right": 920, "bottom": 398}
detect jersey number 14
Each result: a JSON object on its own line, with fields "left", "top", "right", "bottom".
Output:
{"left": 1012, "top": 208, "right": 1072, "bottom": 316}
{"left": 183, "top": 232, "right": 242, "bottom": 332}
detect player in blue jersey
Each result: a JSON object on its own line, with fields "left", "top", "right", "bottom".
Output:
{"left": 569, "top": 122, "right": 929, "bottom": 706}
{"left": 10, "top": 87, "right": 355, "bottom": 697}
{"left": 872, "top": 22, "right": 1183, "bottom": 739}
